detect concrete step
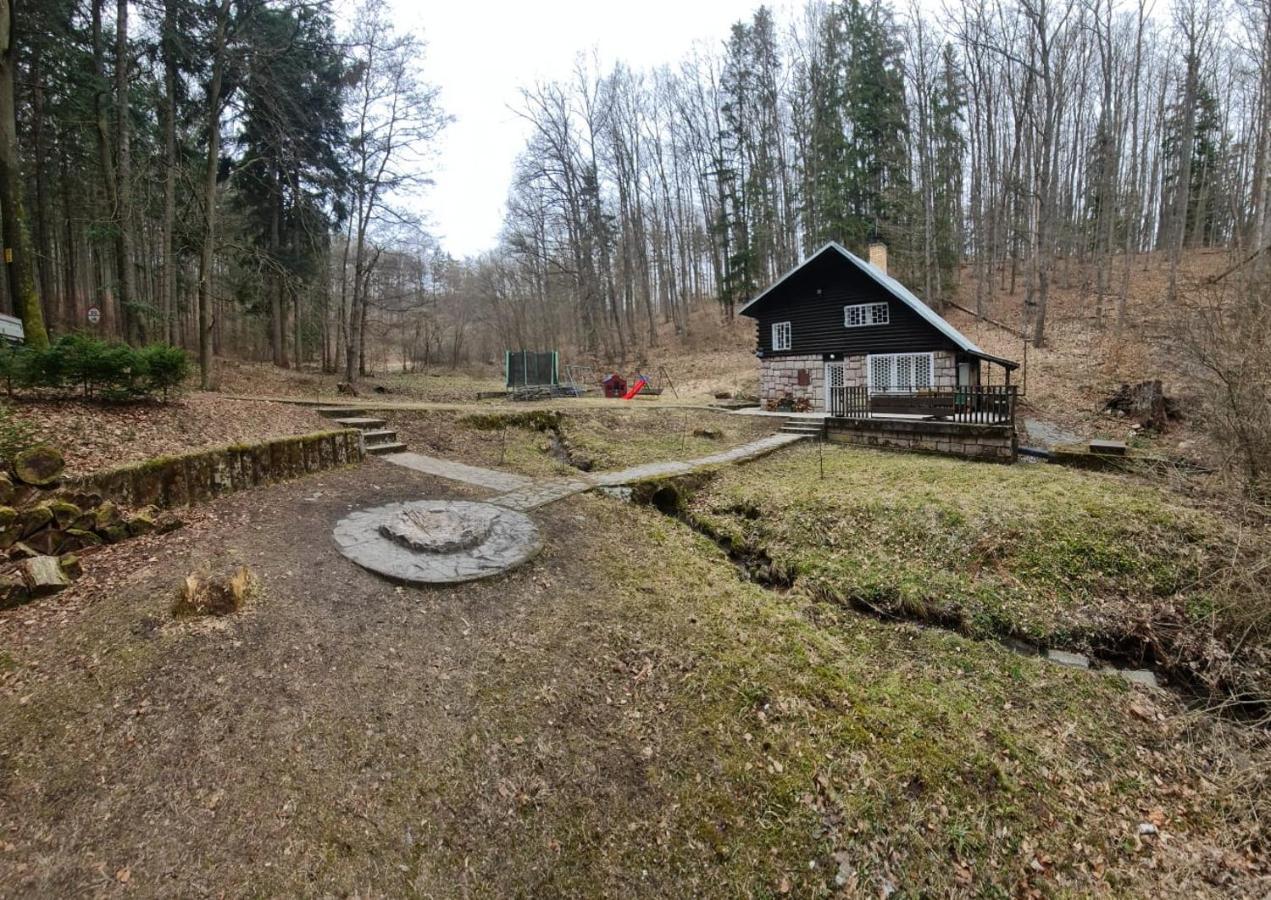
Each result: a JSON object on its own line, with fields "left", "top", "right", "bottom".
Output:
{"left": 364, "top": 441, "right": 407, "bottom": 455}
{"left": 361, "top": 428, "right": 399, "bottom": 446}
{"left": 315, "top": 406, "right": 365, "bottom": 418}
{"left": 332, "top": 416, "right": 388, "bottom": 430}
{"left": 780, "top": 424, "right": 824, "bottom": 435}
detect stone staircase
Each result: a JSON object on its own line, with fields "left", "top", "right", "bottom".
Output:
{"left": 778, "top": 417, "right": 826, "bottom": 439}
{"left": 315, "top": 406, "right": 407, "bottom": 455}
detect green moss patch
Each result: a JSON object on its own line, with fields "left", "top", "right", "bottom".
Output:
{"left": 684, "top": 443, "right": 1271, "bottom": 701}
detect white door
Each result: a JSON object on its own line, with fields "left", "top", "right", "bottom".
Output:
{"left": 824, "top": 362, "right": 846, "bottom": 413}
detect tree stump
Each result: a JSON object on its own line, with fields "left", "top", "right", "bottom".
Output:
{"left": 1104, "top": 380, "right": 1177, "bottom": 431}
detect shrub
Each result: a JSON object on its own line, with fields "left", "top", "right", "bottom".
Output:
{"left": 0, "top": 334, "right": 190, "bottom": 402}
{"left": 136, "top": 344, "right": 191, "bottom": 399}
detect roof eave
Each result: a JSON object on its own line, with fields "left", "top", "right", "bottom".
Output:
{"left": 967, "top": 350, "right": 1020, "bottom": 370}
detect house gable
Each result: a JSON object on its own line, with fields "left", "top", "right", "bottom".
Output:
{"left": 737, "top": 242, "right": 1021, "bottom": 368}
{"left": 742, "top": 244, "right": 965, "bottom": 358}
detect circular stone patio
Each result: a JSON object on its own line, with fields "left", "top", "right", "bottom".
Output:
{"left": 332, "top": 500, "right": 541, "bottom": 585}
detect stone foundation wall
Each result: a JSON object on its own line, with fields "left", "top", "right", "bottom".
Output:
{"left": 71, "top": 429, "right": 364, "bottom": 509}
{"left": 761, "top": 350, "right": 960, "bottom": 409}
{"left": 760, "top": 355, "right": 824, "bottom": 408}
{"left": 933, "top": 351, "right": 957, "bottom": 388}
{"left": 826, "top": 416, "right": 1016, "bottom": 463}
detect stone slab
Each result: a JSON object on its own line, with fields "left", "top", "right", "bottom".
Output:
{"left": 1046, "top": 649, "right": 1091, "bottom": 669}
{"left": 333, "top": 500, "right": 541, "bottom": 585}
{"left": 382, "top": 452, "right": 538, "bottom": 493}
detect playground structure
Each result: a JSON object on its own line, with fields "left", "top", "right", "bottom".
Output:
{"left": 505, "top": 350, "right": 559, "bottom": 389}
{"left": 499, "top": 350, "right": 584, "bottom": 400}
{"left": 481, "top": 352, "right": 678, "bottom": 402}
{"left": 566, "top": 365, "right": 678, "bottom": 400}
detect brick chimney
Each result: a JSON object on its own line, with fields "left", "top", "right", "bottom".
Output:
{"left": 868, "top": 241, "right": 888, "bottom": 275}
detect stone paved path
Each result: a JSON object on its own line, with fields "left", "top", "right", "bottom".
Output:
{"left": 491, "top": 478, "right": 594, "bottom": 512}
{"left": 381, "top": 452, "right": 538, "bottom": 493}
{"left": 381, "top": 432, "right": 806, "bottom": 511}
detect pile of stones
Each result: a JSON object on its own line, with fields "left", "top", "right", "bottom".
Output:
{"left": 0, "top": 445, "right": 181, "bottom": 609}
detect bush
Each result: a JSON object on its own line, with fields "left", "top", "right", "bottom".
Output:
{"left": 1177, "top": 268, "right": 1271, "bottom": 498}
{"left": 136, "top": 344, "right": 191, "bottom": 399}
{"left": 0, "top": 335, "right": 191, "bottom": 402}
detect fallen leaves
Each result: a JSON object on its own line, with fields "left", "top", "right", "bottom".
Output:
{"left": 9, "top": 395, "right": 329, "bottom": 476}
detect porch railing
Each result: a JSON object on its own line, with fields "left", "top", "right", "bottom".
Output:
{"left": 828, "top": 384, "right": 1017, "bottom": 426}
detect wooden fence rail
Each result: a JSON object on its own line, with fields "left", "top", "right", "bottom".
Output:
{"left": 828, "top": 385, "right": 1017, "bottom": 426}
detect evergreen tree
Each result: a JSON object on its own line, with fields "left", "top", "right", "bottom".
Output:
{"left": 930, "top": 43, "right": 965, "bottom": 293}
{"left": 232, "top": 3, "right": 347, "bottom": 366}
{"left": 841, "top": 0, "right": 911, "bottom": 249}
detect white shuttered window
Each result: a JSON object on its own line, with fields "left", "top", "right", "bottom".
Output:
{"left": 844, "top": 302, "right": 889, "bottom": 328}
{"left": 772, "top": 321, "right": 792, "bottom": 351}
{"left": 867, "top": 353, "right": 934, "bottom": 393}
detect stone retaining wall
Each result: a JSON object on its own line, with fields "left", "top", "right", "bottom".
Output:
{"left": 826, "top": 416, "right": 1016, "bottom": 463}
{"left": 71, "top": 429, "right": 364, "bottom": 509}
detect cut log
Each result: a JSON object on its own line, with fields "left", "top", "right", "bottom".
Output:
{"left": 12, "top": 445, "right": 66, "bottom": 486}
{"left": 19, "top": 555, "right": 71, "bottom": 597}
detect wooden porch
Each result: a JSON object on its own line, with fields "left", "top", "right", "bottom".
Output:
{"left": 827, "top": 385, "right": 1018, "bottom": 427}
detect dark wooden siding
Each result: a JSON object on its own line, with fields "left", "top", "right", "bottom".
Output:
{"left": 746, "top": 249, "right": 959, "bottom": 357}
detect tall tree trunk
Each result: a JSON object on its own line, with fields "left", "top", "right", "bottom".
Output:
{"left": 0, "top": 0, "right": 48, "bottom": 347}
{"left": 29, "top": 40, "right": 55, "bottom": 333}
{"left": 197, "top": 0, "right": 232, "bottom": 389}
{"left": 160, "top": 0, "right": 178, "bottom": 345}
{"left": 91, "top": 0, "right": 120, "bottom": 337}
{"left": 268, "top": 170, "right": 287, "bottom": 367}
{"left": 114, "top": 0, "right": 140, "bottom": 342}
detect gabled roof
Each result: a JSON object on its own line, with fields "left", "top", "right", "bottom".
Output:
{"left": 738, "top": 241, "right": 1018, "bottom": 369}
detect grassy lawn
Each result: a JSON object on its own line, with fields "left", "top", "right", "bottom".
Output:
{"left": 683, "top": 442, "right": 1271, "bottom": 705}
{"left": 1, "top": 459, "right": 1267, "bottom": 895}
{"left": 392, "top": 407, "right": 774, "bottom": 478}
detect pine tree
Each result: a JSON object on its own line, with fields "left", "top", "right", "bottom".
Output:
{"left": 233, "top": 3, "right": 346, "bottom": 367}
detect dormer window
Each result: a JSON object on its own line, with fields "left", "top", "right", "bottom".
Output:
{"left": 772, "top": 321, "right": 792, "bottom": 351}
{"left": 845, "top": 302, "right": 889, "bottom": 328}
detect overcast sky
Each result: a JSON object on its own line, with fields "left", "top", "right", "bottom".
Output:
{"left": 384, "top": 0, "right": 782, "bottom": 260}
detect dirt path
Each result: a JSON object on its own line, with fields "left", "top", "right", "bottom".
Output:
{"left": 0, "top": 462, "right": 681, "bottom": 895}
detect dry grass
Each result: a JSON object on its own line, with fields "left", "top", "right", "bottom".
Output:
{"left": 944, "top": 250, "right": 1233, "bottom": 460}
{"left": 212, "top": 356, "right": 505, "bottom": 403}
{"left": 390, "top": 407, "right": 774, "bottom": 478}
{"left": 0, "top": 459, "right": 1266, "bottom": 895}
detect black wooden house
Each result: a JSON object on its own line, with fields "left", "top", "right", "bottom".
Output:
{"left": 739, "top": 241, "right": 1018, "bottom": 414}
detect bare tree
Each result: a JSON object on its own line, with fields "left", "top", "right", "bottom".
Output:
{"left": 339, "top": 0, "right": 446, "bottom": 384}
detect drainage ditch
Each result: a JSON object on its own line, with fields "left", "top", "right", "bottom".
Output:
{"left": 625, "top": 473, "right": 1268, "bottom": 725}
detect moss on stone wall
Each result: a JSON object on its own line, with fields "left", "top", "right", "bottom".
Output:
{"left": 70, "top": 429, "right": 363, "bottom": 509}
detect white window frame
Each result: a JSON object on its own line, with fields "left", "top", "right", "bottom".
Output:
{"left": 844, "top": 302, "right": 890, "bottom": 328}
{"left": 866, "top": 352, "right": 935, "bottom": 394}
{"left": 771, "top": 321, "right": 792, "bottom": 351}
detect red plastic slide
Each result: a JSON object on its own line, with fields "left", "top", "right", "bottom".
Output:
{"left": 621, "top": 377, "right": 648, "bottom": 400}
